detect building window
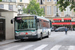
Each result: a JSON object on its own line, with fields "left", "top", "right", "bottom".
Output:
{"left": 65, "top": 14, "right": 70, "bottom": 17}
{"left": 20, "top": 0, "right": 22, "bottom": 2}
{"left": 2, "top": 0, "right": 6, "bottom": 2}
{"left": 42, "top": 0, "right": 45, "bottom": 2}
{"left": 6, "top": 0, "right": 12, "bottom": 2}
{"left": 54, "top": 0, "right": 56, "bottom": 1}
{"left": 11, "top": 0, "right": 16, "bottom": 2}
{"left": 40, "top": 0, "right": 43, "bottom": 4}
{"left": 54, "top": 20, "right": 61, "bottom": 22}
{"left": 37, "top": 0, "right": 40, "bottom": 2}
{"left": 64, "top": 6, "right": 71, "bottom": 16}
{"left": 40, "top": 0, "right": 45, "bottom": 4}
{"left": 0, "top": 4, "right": 4, "bottom": 9}
{"left": 58, "top": 8, "right": 61, "bottom": 14}
{"left": 54, "top": 6, "right": 57, "bottom": 14}
{"left": 47, "top": 6, "right": 51, "bottom": 15}
{"left": 54, "top": 6, "right": 61, "bottom": 17}
{"left": 64, "top": 20, "right": 71, "bottom": 22}
{"left": 9, "top": 0, "right": 12, "bottom": 2}
{"left": 9, "top": 5, "right": 13, "bottom": 11}
{"left": 47, "top": 0, "right": 51, "bottom": 2}
{"left": 74, "top": 15, "right": 75, "bottom": 17}
{"left": 2, "top": 0, "right": 16, "bottom": 2}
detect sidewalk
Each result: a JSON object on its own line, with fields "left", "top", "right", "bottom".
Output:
{"left": 0, "top": 39, "right": 16, "bottom": 46}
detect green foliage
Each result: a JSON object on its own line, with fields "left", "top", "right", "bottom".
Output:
{"left": 23, "top": 0, "right": 44, "bottom": 16}
{"left": 0, "top": 0, "right": 2, "bottom": 2}
{"left": 57, "top": 0, "right": 75, "bottom": 12}
{"left": 74, "top": 9, "right": 75, "bottom": 12}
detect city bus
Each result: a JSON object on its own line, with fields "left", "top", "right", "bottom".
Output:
{"left": 11, "top": 14, "right": 51, "bottom": 41}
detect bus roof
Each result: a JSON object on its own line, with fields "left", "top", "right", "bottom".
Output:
{"left": 16, "top": 14, "right": 50, "bottom": 21}
{"left": 16, "top": 14, "right": 36, "bottom": 17}
{"left": 36, "top": 16, "right": 50, "bottom": 21}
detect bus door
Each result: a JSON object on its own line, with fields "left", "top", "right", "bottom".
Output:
{"left": 0, "top": 19, "right": 5, "bottom": 40}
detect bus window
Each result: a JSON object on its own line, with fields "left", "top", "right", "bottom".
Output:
{"left": 15, "top": 17, "right": 36, "bottom": 30}
{"left": 37, "top": 20, "right": 42, "bottom": 29}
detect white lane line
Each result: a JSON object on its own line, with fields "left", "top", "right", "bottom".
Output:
{"left": 34, "top": 44, "right": 48, "bottom": 50}
{"left": 68, "top": 46, "right": 75, "bottom": 50}
{"left": 50, "top": 45, "right": 61, "bottom": 50}
{"left": 18, "top": 45, "right": 33, "bottom": 50}
{"left": 4, "top": 45, "right": 20, "bottom": 50}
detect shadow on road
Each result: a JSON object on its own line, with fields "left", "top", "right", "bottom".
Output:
{"left": 14, "top": 37, "right": 48, "bottom": 42}
{"left": 15, "top": 39, "right": 38, "bottom": 42}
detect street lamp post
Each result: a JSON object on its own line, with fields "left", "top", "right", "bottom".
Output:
{"left": 18, "top": 6, "right": 21, "bottom": 15}
{"left": 55, "top": 0, "right": 60, "bottom": 17}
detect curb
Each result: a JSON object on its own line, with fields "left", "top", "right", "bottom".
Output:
{"left": 0, "top": 40, "right": 16, "bottom": 46}
{"left": 0, "top": 41, "right": 14, "bottom": 46}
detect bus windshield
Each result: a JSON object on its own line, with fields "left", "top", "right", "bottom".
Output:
{"left": 15, "top": 16, "right": 36, "bottom": 30}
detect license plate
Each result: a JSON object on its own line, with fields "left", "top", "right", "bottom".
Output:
{"left": 23, "top": 37, "right": 28, "bottom": 39}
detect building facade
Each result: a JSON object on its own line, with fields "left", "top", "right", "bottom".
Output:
{"left": 37, "top": 0, "right": 75, "bottom": 30}
{"left": 17, "top": 0, "right": 30, "bottom": 14}
{"left": 0, "top": 0, "right": 29, "bottom": 40}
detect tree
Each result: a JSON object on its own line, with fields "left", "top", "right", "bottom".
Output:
{"left": 0, "top": 0, "right": 2, "bottom": 2}
{"left": 57, "top": 0, "right": 75, "bottom": 12}
{"left": 23, "top": 0, "right": 44, "bottom": 16}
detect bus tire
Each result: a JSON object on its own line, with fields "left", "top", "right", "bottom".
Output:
{"left": 20, "top": 39, "right": 24, "bottom": 41}
{"left": 47, "top": 32, "right": 49, "bottom": 38}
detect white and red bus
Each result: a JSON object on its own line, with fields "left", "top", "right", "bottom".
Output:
{"left": 11, "top": 14, "right": 51, "bottom": 41}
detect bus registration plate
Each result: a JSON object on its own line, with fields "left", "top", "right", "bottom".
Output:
{"left": 23, "top": 37, "right": 28, "bottom": 39}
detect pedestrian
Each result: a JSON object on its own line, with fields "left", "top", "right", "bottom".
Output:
{"left": 65, "top": 27, "right": 68, "bottom": 35}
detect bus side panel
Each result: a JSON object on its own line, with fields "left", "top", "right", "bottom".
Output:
{"left": 36, "top": 29, "right": 42, "bottom": 38}
{"left": 41, "top": 19, "right": 51, "bottom": 37}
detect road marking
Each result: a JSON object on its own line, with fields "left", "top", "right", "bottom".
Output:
{"left": 34, "top": 44, "right": 48, "bottom": 50}
{"left": 18, "top": 45, "right": 33, "bottom": 50}
{"left": 68, "top": 46, "right": 75, "bottom": 50}
{"left": 50, "top": 45, "right": 61, "bottom": 50}
{"left": 4, "top": 45, "right": 20, "bottom": 50}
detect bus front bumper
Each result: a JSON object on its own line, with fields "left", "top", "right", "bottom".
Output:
{"left": 15, "top": 35, "right": 38, "bottom": 39}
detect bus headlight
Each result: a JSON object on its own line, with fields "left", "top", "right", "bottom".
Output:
{"left": 16, "top": 32, "right": 19, "bottom": 36}
{"left": 31, "top": 31, "right": 36, "bottom": 35}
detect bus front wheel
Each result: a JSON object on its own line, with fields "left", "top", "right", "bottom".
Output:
{"left": 20, "top": 39, "right": 25, "bottom": 41}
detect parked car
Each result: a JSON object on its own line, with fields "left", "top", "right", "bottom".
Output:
{"left": 73, "top": 28, "right": 75, "bottom": 30}
{"left": 55, "top": 27, "right": 67, "bottom": 32}
{"left": 51, "top": 28, "right": 55, "bottom": 32}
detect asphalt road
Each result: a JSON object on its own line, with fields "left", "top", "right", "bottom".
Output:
{"left": 0, "top": 31, "right": 75, "bottom": 50}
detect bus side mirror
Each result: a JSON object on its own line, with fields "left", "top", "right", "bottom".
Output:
{"left": 36, "top": 19, "right": 39, "bottom": 22}
{"left": 11, "top": 19, "right": 13, "bottom": 24}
